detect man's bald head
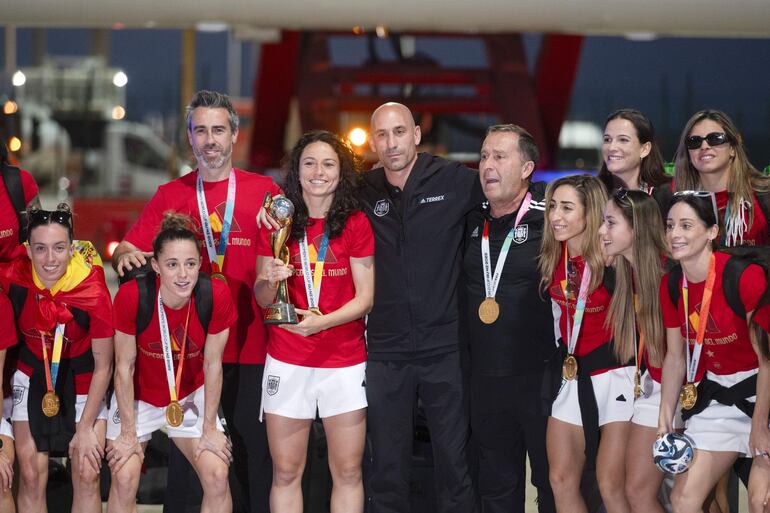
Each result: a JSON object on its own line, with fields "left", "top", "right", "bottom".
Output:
{"left": 369, "top": 102, "right": 421, "bottom": 175}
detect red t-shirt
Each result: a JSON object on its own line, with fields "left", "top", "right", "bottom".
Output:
{"left": 13, "top": 284, "right": 114, "bottom": 395}
{"left": 0, "top": 292, "right": 18, "bottom": 398}
{"left": 113, "top": 277, "right": 237, "bottom": 407}
{"left": 547, "top": 250, "right": 613, "bottom": 360}
{"left": 257, "top": 211, "right": 374, "bottom": 367}
{"left": 0, "top": 168, "right": 38, "bottom": 261}
{"left": 715, "top": 190, "right": 769, "bottom": 246}
{"left": 660, "top": 252, "right": 764, "bottom": 376}
{"left": 123, "top": 168, "right": 281, "bottom": 364}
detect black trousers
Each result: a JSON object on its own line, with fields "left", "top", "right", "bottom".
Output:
{"left": 221, "top": 363, "right": 272, "bottom": 513}
{"left": 365, "top": 350, "right": 476, "bottom": 513}
{"left": 470, "top": 373, "right": 555, "bottom": 513}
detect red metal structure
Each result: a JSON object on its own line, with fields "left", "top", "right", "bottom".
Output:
{"left": 250, "top": 31, "right": 583, "bottom": 170}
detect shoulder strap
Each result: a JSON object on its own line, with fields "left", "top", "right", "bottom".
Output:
{"left": 723, "top": 255, "right": 756, "bottom": 319}
{"left": 70, "top": 307, "right": 90, "bottom": 331}
{"left": 135, "top": 273, "right": 157, "bottom": 336}
{"left": 1, "top": 163, "right": 27, "bottom": 243}
{"left": 193, "top": 273, "right": 213, "bottom": 335}
{"left": 8, "top": 284, "right": 27, "bottom": 319}
{"left": 667, "top": 265, "right": 682, "bottom": 307}
{"left": 602, "top": 266, "right": 616, "bottom": 296}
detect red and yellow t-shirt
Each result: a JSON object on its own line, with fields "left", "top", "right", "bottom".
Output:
{"left": 660, "top": 251, "right": 765, "bottom": 376}
{"left": 113, "top": 277, "right": 237, "bottom": 406}
{"left": 124, "top": 168, "right": 281, "bottom": 364}
{"left": 257, "top": 211, "right": 374, "bottom": 368}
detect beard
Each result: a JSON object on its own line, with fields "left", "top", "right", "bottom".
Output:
{"left": 193, "top": 142, "right": 232, "bottom": 171}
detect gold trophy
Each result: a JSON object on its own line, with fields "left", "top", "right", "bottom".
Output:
{"left": 263, "top": 194, "right": 299, "bottom": 325}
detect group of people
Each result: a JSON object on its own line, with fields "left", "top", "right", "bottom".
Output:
{"left": 0, "top": 88, "right": 769, "bottom": 513}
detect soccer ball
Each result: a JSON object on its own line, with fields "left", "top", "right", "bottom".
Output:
{"left": 652, "top": 432, "right": 694, "bottom": 474}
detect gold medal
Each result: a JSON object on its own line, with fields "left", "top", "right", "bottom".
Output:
{"left": 478, "top": 297, "right": 500, "bottom": 324}
{"left": 634, "top": 371, "right": 641, "bottom": 399}
{"left": 562, "top": 354, "right": 578, "bottom": 380}
{"left": 680, "top": 383, "right": 697, "bottom": 410}
{"left": 42, "top": 391, "right": 60, "bottom": 417}
{"left": 165, "top": 400, "right": 184, "bottom": 427}
{"left": 309, "top": 307, "right": 323, "bottom": 316}
{"left": 212, "top": 272, "right": 228, "bottom": 284}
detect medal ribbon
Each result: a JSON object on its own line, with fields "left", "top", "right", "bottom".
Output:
{"left": 682, "top": 254, "right": 716, "bottom": 383}
{"left": 157, "top": 293, "right": 192, "bottom": 403}
{"left": 562, "top": 244, "right": 592, "bottom": 356}
{"left": 481, "top": 192, "right": 532, "bottom": 299}
{"left": 196, "top": 169, "right": 236, "bottom": 274}
{"left": 40, "top": 323, "right": 65, "bottom": 393}
{"left": 299, "top": 230, "right": 330, "bottom": 310}
{"left": 634, "top": 294, "right": 645, "bottom": 375}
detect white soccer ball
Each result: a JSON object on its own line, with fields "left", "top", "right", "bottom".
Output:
{"left": 653, "top": 432, "right": 694, "bottom": 474}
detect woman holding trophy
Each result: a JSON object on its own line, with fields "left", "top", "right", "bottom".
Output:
{"left": 255, "top": 130, "right": 375, "bottom": 513}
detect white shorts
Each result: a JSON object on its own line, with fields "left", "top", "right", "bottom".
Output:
{"left": 684, "top": 369, "right": 757, "bottom": 456}
{"left": 10, "top": 370, "right": 108, "bottom": 423}
{"left": 1, "top": 397, "right": 13, "bottom": 439}
{"left": 631, "top": 370, "right": 684, "bottom": 429}
{"left": 551, "top": 365, "right": 635, "bottom": 427}
{"left": 261, "top": 354, "right": 367, "bottom": 420}
{"left": 106, "top": 385, "right": 224, "bottom": 443}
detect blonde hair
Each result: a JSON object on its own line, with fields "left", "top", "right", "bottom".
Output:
{"left": 539, "top": 174, "right": 608, "bottom": 294}
{"left": 605, "top": 190, "right": 667, "bottom": 365}
{"left": 673, "top": 110, "right": 770, "bottom": 246}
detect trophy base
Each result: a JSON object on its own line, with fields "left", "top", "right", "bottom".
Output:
{"left": 264, "top": 302, "right": 299, "bottom": 325}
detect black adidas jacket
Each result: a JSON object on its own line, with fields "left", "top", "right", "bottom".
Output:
{"left": 357, "top": 153, "right": 484, "bottom": 358}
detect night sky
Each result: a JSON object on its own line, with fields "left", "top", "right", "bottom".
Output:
{"left": 2, "top": 28, "right": 770, "bottom": 166}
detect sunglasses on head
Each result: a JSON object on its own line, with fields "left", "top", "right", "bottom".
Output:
{"left": 613, "top": 188, "right": 634, "bottom": 203}
{"left": 672, "top": 190, "right": 719, "bottom": 224}
{"left": 27, "top": 209, "right": 73, "bottom": 229}
{"left": 685, "top": 132, "right": 729, "bottom": 150}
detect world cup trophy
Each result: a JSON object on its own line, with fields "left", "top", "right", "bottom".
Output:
{"left": 263, "top": 194, "right": 299, "bottom": 324}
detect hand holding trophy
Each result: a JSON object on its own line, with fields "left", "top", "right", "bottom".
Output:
{"left": 263, "top": 193, "right": 299, "bottom": 324}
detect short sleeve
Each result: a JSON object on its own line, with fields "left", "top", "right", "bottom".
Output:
{"left": 0, "top": 291, "right": 17, "bottom": 350}
{"left": 123, "top": 188, "right": 168, "bottom": 251}
{"left": 660, "top": 273, "right": 680, "bottom": 328}
{"left": 345, "top": 211, "right": 374, "bottom": 258}
{"left": 207, "top": 279, "right": 238, "bottom": 334}
{"left": 255, "top": 225, "right": 274, "bottom": 258}
{"left": 738, "top": 263, "right": 767, "bottom": 313}
{"left": 89, "top": 283, "right": 115, "bottom": 338}
{"left": 20, "top": 169, "right": 39, "bottom": 204}
{"left": 113, "top": 281, "right": 140, "bottom": 335}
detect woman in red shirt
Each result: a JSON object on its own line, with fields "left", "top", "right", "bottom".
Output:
{"left": 673, "top": 110, "right": 770, "bottom": 247}
{"left": 255, "top": 131, "right": 374, "bottom": 513}
{"left": 598, "top": 189, "right": 669, "bottom": 512}
{"left": 658, "top": 191, "right": 770, "bottom": 513}
{"left": 539, "top": 174, "right": 635, "bottom": 513}
{"left": 106, "top": 213, "right": 236, "bottom": 513}
{"left": 0, "top": 203, "right": 114, "bottom": 513}
{"left": 0, "top": 292, "right": 18, "bottom": 512}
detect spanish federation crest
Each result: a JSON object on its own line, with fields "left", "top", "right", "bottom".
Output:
{"left": 373, "top": 199, "right": 390, "bottom": 217}
{"left": 266, "top": 375, "right": 280, "bottom": 396}
{"left": 513, "top": 224, "right": 528, "bottom": 244}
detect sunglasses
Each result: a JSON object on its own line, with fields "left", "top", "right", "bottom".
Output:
{"left": 672, "top": 190, "right": 719, "bottom": 224}
{"left": 613, "top": 188, "right": 634, "bottom": 203}
{"left": 685, "top": 132, "right": 729, "bottom": 150}
{"left": 27, "top": 209, "right": 73, "bottom": 230}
